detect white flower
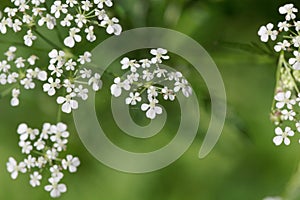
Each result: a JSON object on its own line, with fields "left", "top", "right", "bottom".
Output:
{"left": 23, "top": 30, "right": 37, "bottom": 46}
{"left": 61, "top": 14, "right": 73, "bottom": 27}
{"left": 110, "top": 77, "right": 130, "bottom": 97}
{"left": 281, "top": 109, "right": 296, "bottom": 121}
{"left": 279, "top": 3, "right": 298, "bottom": 21}
{"left": 12, "top": 19, "right": 22, "bottom": 32}
{"left": 162, "top": 87, "right": 175, "bottom": 101}
{"left": 100, "top": 16, "right": 122, "bottom": 35}
{"left": 48, "top": 64, "right": 63, "bottom": 77}
{"left": 294, "top": 21, "right": 300, "bottom": 31}
{"left": 7, "top": 72, "right": 19, "bottom": 84}
{"left": 27, "top": 55, "right": 39, "bottom": 65}
{"left": 50, "top": 122, "right": 69, "bottom": 143}
{"left": 15, "top": 57, "right": 26, "bottom": 68}
{"left": 50, "top": 165, "right": 64, "bottom": 179}
{"left": 85, "top": 26, "right": 96, "bottom": 42}
{"left": 126, "top": 73, "right": 139, "bottom": 83}
{"left": 174, "top": 79, "right": 193, "bottom": 97}
{"left": 11, "top": 88, "right": 20, "bottom": 106}
{"left": 43, "top": 78, "right": 61, "bottom": 96}
{"left": 120, "top": 57, "right": 140, "bottom": 72}
{"left": 38, "top": 14, "right": 56, "bottom": 30}
{"left": 5, "top": 46, "right": 17, "bottom": 61}
{"left": 273, "top": 126, "right": 294, "bottom": 146}
{"left": 63, "top": 79, "right": 75, "bottom": 93}
{"left": 75, "top": 14, "right": 87, "bottom": 28}
{"left": 150, "top": 48, "right": 170, "bottom": 63}
{"left": 78, "top": 51, "right": 91, "bottom": 64}
{"left": 49, "top": 49, "right": 65, "bottom": 64}
{"left": 88, "top": 73, "right": 102, "bottom": 91}
{"left": 289, "top": 51, "right": 300, "bottom": 70}
{"left": 66, "top": 0, "right": 78, "bottom": 7}
{"left": 141, "top": 98, "right": 162, "bottom": 119}
{"left": 0, "top": 73, "right": 7, "bottom": 85}
{"left": 274, "top": 90, "right": 295, "bottom": 109}
{"left": 34, "top": 139, "right": 46, "bottom": 151}
{"left": 81, "top": 0, "right": 93, "bottom": 11}
{"left": 154, "top": 68, "right": 167, "bottom": 78}
{"left": 46, "top": 148, "right": 58, "bottom": 161}
{"left": 147, "top": 86, "right": 158, "bottom": 98}
{"left": 292, "top": 36, "right": 300, "bottom": 48}
{"left": 24, "top": 155, "right": 36, "bottom": 169}
{"left": 142, "top": 70, "right": 154, "bottom": 81}
{"left": 94, "top": 0, "right": 113, "bottom": 9}
{"left": 274, "top": 40, "right": 290, "bottom": 52}
{"left": 6, "top": 157, "right": 26, "bottom": 179}
{"left": 44, "top": 177, "right": 67, "bottom": 198}
{"left": 65, "top": 59, "right": 76, "bottom": 71}
{"left": 17, "top": 123, "right": 39, "bottom": 141}
{"left": 79, "top": 68, "right": 92, "bottom": 78}
{"left": 62, "top": 155, "right": 80, "bottom": 173}
{"left": 258, "top": 23, "right": 278, "bottom": 42}
{"left": 19, "top": 140, "right": 33, "bottom": 154}
{"left": 125, "top": 92, "right": 141, "bottom": 105}
{"left": 0, "top": 60, "right": 10, "bottom": 72}
{"left": 30, "top": 172, "right": 42, "bottom": 187}
{"left": 57, "top": 93, "right": 78, "bottom": 113}
{"left": 64, "top": 27, "right": 82, "bottom": 48}
{"left": 278, "top": 21, "right": 290, "bottom": 31}
{"left": 51, "top": 1, "right": 68, "bottom": 18}
{"left": 139, "top": 59, "right": 151, "bottom": 68}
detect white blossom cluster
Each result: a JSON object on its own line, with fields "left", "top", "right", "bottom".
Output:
{"left": 0, "top": 0, "right": 121, "bottom": 198}
{"left": 110, "top": 48, "right": 193, "bottom": 119}
{"left": 7, "top": 123, "right": 80, "bottom": 198}
{"left": 0, "top": 0, "right": 121, "bottom": 48}
{"left": 257, "top": 3, "right": 300, "bottom": 147}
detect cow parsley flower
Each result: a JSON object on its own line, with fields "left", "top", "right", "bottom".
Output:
{"left": 273, "top": 126, "right": 294, "bottom": 146}
{"left": 258, "top": 23, "right": 278, "bottom": 42}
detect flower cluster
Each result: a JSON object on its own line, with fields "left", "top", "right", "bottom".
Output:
{"left": 0, "top": 0, "right": 121, "bottom": 198}
{"left": 0, "top": 0, "right": 121, "bottom": 48}
{"left": 7, "top": 123, "right": 80, "bottom": 198}
{"left": 110, "top": 48, "right": 193, "bottom": 119}
{"left": 258, "top": 3, "right": 300, "bottom": 146}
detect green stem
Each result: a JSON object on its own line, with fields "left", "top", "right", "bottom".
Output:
{"left": 282, "top": 160, "right": 300, "bottom": 200}
{"left": 0, "top": 84, "right": 18, "bottom": 99}
{"left": 271, "top": 51, "right": 284, "bottom": 110}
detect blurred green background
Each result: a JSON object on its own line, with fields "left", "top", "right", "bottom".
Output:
{"left": 1, "top": 0, "right": 300, "bottom": 199}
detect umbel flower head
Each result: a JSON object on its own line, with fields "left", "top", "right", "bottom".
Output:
{"left": 257, "top": 3, "right": 300, "bottom": 147}
{"left": 110, "top": 48, "right": 193, "bottom": 119}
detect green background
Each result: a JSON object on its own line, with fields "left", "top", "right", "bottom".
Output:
{"left": 1, "top": 0, "right": 300, "bottom": 199}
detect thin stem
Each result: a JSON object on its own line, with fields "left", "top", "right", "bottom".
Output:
{"left": 33, "top": 29, "right": 62, "bottom": 49}
{"left": 271, "top": 51, "right": 284, "bottom": 110}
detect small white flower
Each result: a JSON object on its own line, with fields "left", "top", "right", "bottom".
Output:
{"left": 78, "top": 51, "right": 91, "bottom": 64}
{"left": 66, "top": 0, "right": 78, "bottom": 7}
{"left": 125, "top": 92, "right": 141, "bottom": 105}
{"left": 63, "top": 79, "right": 75, "bottom": 93}
{"left": 281, "top": 109, "right": 296, "bottom": 121}
{"left": 34, "top": 139, "right": 46, "bottom": 151}
{"left": 6, "top": 157, "right": 26, "bottom": 179}
{"left": 162, "top": 87, "right": 175, "bottom": 101}
{"left": 81, "top": 0, "right": 93, "bottom": 11}
{"left": 141, "top": 98, "right": 162, "bottom": 119}
{"left": 174, "top": 79, "right": 193, "bottom": 97}
{"left": 139, "top": 59, "right": 151, "bottom": 68}
{"left": 49, "top": 49, "right": 65, "bottom": 64}
{"left": 43, "top": 77, "right": 61, "bottom": 96}
{"left": 12, "top": 19, "right": 22, "bottom": 32}
{"left": 274, "top": 90, "right": 295, "bottom": 109}
{"left": 142, "top": 70, "right": 154, "bottom": 81}
{"left": 64, "top": 27, "right": 82, "bottom": 48}
{"left": 57, "top": 93, "right": 78, "bottom": 113}
{"left": 258, "top": 23, "right": 278, "bottom": 42}
{"left": 120, "top": 57, "right": 140, "bottom": 72}
{"left": 50, "top": 122, "right": 69, "bottom": 143}
{"left": 38, "top": 14, "right": 56, "bottom": 30}
{"left": 65, "top": 59, "right": 76, "bottom": 71}
{"left": 274, "top": 40, "right": 290, "bottom": 52}
{"left": 0, "top": 60, "right": 10, "bottom": 72}
{"left": 278, "top": 21, "right": 290, "bottom": 31}
{"left": 75, "top": 14, "right": 87, "bottom": 28}
{"left": 85, "top": 26, "right": 96, "bottom": 42}
{"left": 110, "top": 77, "right": 130, "bottom": 97}
{"left": 100, "top": 16, "right": 122, "bottom": 35}
{"left": 79, "top": 68, "right": 92, "bottom": 78}
{"left": 27, "top": 55, "right": 39, "bottom": 65}
{"left": 46, "top": 148, "right": 58, "bottom": 161}
{"left": 23, "top": 30, "right": 37, "bottom": 46}
{"left": 5, "top": 46, "right": 17, "bottom": 61}
{"left": 289, "top": 51, "right": 300, "bottom": 70}
{"left": 15, "top": 57, "right": 26, "bottom": 68}
{"left": 51, "top": 1, "right": 68, "bottom": 18}
{"left": 150, "top": 48, "right": 170, "bottom": 63}
{"left": 44, "top": 177, "right": 67, "bottom": 198}
{"left": 61, "top": 14, "right": 73, "bottom": 27}
{"left": 24, "top": 155, "right": 36, "bottom": 169}
{"left": 11, "top": 88, "right": 20, "bottom": 106}
{"left": 30, "top": 172, "right": 42, "bottom": 187}
{"left": 88, "top": 73, "right": 102, "bottom": 91}
{"left": 48, "top": 64, "right": 63, "bottom": 77}
{"left": 292, "top": 36, "right": 300, "bottom": 48}
{"left": 279, "top": 3, "right": 298, "bottom": 21}
{"left": 273, "top": 126, "right": 294, "bottom": 146}
{"left": 50, "top": 165, "right": 64, "bottom": 179}
{"left": 19, "top": 140, "right": 33, "bottom": 154}
{"left": 62, "top": 155, "right": 80, "bottom": 173}
{"left": 94, "top": 0, "right": 113, "bottom": 9}
{"left": 17, "top": 123, "right": 39, "bottom": 141}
